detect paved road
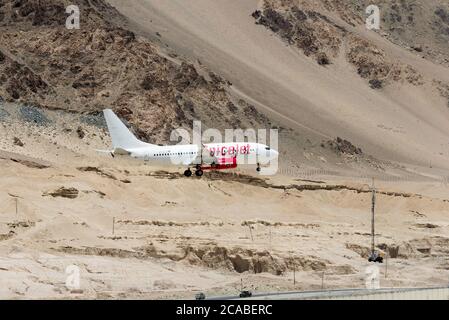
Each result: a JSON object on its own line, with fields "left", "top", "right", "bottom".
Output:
{"left": 207, "top": 286, "right": 449, "bottom": 300}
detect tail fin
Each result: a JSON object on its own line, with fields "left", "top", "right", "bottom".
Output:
{"left": 103, "top": 109, "right": 151, "bottom": 150}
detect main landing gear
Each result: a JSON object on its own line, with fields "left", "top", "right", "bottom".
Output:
{"left": 184, "top": 167, "right": 203, "bottom": 177}
{"left": 184, "top": 158, "right": 237, "bottom": 178}
{"left": 195, "top": 164, "right": 203, "bottom": 177}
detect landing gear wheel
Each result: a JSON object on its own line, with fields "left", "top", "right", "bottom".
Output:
{"left": 184, "top": 169, "right": 192, "bottom": 177}
{"left": 195, "top": 169, "right": 204, "bottom": 177}
{"left": 256, "top": 163, "right": 261, "bottom": 172}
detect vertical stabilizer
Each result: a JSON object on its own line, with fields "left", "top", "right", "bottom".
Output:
{"left": 103, "top": 109, "right": 151, "bottom": 149}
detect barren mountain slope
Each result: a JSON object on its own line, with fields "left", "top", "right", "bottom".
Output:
{"left": 2, "top": 0, "right": 449, "bottom": 298}
{"left": 321, "top": 0, "right": 449, "bottom": 66}
{"left": 0, "top": 0, "right": 274, "bottom": 145}
{"left": 254, "top": 0, "right": 449, "bottom": 92}
{"left": 0, "top": 0, "right": 421, "bottom": 179}
{"left": 270, "top": 0, "right": 449, "bottom": 66}
{"left": 107, "top": 0, "right": 449, "bottom": 173}
{"left": 1, "top": 108, "right": 449, "bottom": 298}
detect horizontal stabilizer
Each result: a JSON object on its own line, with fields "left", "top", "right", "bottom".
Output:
{"left": 95, "top": 149, "right": 113, "bottom": 153}
{"left": 113, "top": 148, "right": 131, "bottom": 155}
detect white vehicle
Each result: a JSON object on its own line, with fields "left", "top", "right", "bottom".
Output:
{"left": 101, "top": 109, "right": 278, "bottom": 177}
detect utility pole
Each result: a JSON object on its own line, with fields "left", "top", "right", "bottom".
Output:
{"left": 293, "top": 264, "right": 296, "bottom": 285}
{"left": 248, "top": 224, "right": 253, "bottom": 242}
{"left": 371, "top": 178, "right": 375, "bottom": 257}
{"left": 368, "top": 178, "right": 383, "bottom": 263}
{"left": 8, "top": 194, "right": 22, "bottom": 222}
{"left": 15, "top": 198, "right": 18, "bottom": 220}
{"left": 269, "top": 226, "right": 272, "bottom": 251}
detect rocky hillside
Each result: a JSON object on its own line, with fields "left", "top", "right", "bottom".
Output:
{"left": 258, "top": 0, "right": 449, "bottom": 65}
{"left": 253, "top": 0, "right": 449, "bottom": 94}
{"left": 347, "top": 0, "right": 449, "bottom": 65}
{"left": 0, "top": 0, "right": 272, "bottom": 143}
{"left": 1, "top": 0, "right": 449, "bottom": 174}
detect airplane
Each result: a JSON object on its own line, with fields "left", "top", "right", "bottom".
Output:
{"left": 100, "top": 109, "right": 279, "bottom": 177}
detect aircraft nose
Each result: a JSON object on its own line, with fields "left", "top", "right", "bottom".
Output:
{"left": 271, "top": 149, "right": 279, "bottom": 158}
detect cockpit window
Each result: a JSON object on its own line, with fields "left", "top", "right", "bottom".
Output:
{"left": 265, "top": 147, "right": 270, "bottom": 150}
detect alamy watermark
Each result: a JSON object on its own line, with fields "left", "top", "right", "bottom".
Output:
{"left": 65, "top": 264, "right": 80, "bottom": 290}
{"left": 365, "top": 264, "right": 380, "bottom": 289}
{"left": 366, "top": 5, "right": 381, "bottom": 30}
{"left": 66, "top": 5, "right": 80, "bottom": 30}
{"left": 170, "top": 121, "right": 279, "bottom": 175}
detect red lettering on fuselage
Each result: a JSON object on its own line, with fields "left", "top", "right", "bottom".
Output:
{"left": 207, "top": 144, "right": 251, "bottom": 157}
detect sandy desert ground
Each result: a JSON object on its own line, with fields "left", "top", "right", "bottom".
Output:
{"left": 1, "top": 103, "right": 449, "bottom": 299}
{"left": 1, "top": 0, "right": 449, "bottom": 299}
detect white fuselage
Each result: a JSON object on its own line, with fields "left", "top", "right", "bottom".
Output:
{"left": 101, "top": 108, "right": 278, "bottom": 171}
{"left": 121, "top": 142, "right": 278, "bottom": 167}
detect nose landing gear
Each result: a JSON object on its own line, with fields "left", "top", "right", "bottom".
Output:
{"left": 256, "top": 163, "right": 261, "bottom": 172}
